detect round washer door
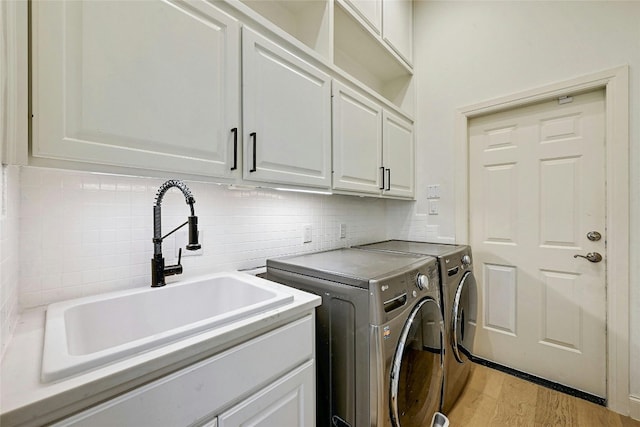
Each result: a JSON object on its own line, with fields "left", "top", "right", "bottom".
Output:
{"left": 452, "top": 271, "right": 478, "bottom": 363}
{"left": 389, "top": 297, "right": 444, "bottom": 427}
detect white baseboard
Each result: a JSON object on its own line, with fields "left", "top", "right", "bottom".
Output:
{"left": 630, "top": 395, "right": 640, "bottom": 421}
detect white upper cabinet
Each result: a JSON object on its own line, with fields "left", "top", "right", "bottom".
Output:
{"left": 382, "top": 0, "right": 413, "bottom": 65}
{"left": 32, "top": 0, "right": 241, "bottom": 178}
{"left": 240, "top": 1, "right": 333, "bottom": 61}
{"left": 29, "top": 0, "right": 413, "bottom": 197}
{"left": 332, "top": 81, "right": 383, "bottom": 195}
{"left": 242, "top": 27, "right": 332, "bottom": 189}
{"left": 383, "top": 110, "right": 414, "bottom": 198}
{"left": 333, "top": 81, "right": 414, "bottom": 199}
{"left": 340, "top": 0, "right": 382, "bottom": 35}
{"left": 333, "top": 0, "right": 414, "bottom": 114}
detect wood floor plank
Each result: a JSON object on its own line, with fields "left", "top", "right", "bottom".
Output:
{"left": 534, "top": 387, "right": 578, "bottom": 426}
{"left": 446, "top": 386, "right": 498, "bottom": 426}
{"left": 620, "top": 414, "right": 640, "bottom": 427}
{"left": 445, "top": 363, "right": 640, "bottom": 427}
{"left": 575, "top": 397, "right": 623, "bottom": 427}
{"left": 490, "top": 372, "right": 538, "bottom": 427}
{"left": 477, "top": 364, "right": 504, "bottom": 400}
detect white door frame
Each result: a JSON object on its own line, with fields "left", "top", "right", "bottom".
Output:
{"left": 454, "top": 66, "right": 630, "bottom": 415}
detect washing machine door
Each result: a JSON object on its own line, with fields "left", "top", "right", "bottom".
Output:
{"left": 452, "top": 271, "right": 478, "bottom": 363}
{"left": 389, "top": 297, "right": 444, "bottom": 427}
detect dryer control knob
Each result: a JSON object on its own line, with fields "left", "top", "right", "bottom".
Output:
{"left": 416, "top": 273, "right": 429, "bottom": 290}
{"left": 461, "top": 255, "right": 471, "bottom": 267}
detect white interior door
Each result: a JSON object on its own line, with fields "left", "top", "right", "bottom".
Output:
{"left": 469, "top": 89, "right": 606, "bottom": 397}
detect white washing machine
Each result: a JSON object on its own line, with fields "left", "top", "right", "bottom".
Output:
{"left": 354, "top": 241, "right": 478, "bottom": 413}
{"left": 266, "top": 248, "right": 444, "bottom": 427}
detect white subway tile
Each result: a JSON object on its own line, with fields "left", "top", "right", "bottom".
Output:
{"left": 13, "top": 167, "right": 427, "bottom": 309}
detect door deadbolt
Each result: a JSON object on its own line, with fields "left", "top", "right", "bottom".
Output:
{"left": 574, "top": 252, "right": 603, "bottom": 263}
{"left": 586, "top": 231, "right": 602, "bottom": 241}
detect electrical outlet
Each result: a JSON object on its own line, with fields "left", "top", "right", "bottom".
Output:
{"left": 339, "top": 223, "right": 347, "bottom": 239}
{"left": 303, "top": 224, "right": 312, "bottom": 243}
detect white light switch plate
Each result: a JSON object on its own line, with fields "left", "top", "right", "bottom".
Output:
{"left": 427, "top": 184, "right": 440, "bottom": 199}
{"left": 428, "top": 200, "right": 439, "bottom": 215}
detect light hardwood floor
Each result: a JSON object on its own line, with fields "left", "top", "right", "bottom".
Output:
{"left": 445, "top": 363, "right": 640, "bottom": 426}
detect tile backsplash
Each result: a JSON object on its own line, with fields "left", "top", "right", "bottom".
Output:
{"left": 18, "top": 166, "right": 421, "bottom": 309}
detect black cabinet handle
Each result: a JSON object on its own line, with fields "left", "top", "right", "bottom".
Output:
{"left": 379, "top": 167, "right": 385, "bottom": 190}
{"left": 249, "top": 132, "right": 257, "bottom": 173}
{"left": 230, "top": 128, "right": 238, "bottom": 171}
{"left": 385, "top": 168, "right": 391, "bottom": 191}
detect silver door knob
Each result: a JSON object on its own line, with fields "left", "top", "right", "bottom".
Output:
{"left": 574, "top": 252, "right": 603, "bottom": 263}
{"left": 586, "top": 231, "right": 602, "bottom": 241}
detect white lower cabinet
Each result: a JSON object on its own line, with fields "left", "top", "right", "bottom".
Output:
{"left": 217, "top": 361, "right": 314, "bottom": 427}
{"left": 52, "top": 316, "right": 315, "bottom": 427}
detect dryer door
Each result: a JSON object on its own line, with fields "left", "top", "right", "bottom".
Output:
{"left": 389, "top": 297, "right": 444, "bottom": 427}
{"left": 452, "top": 271, "right": 478, "bottom": 363}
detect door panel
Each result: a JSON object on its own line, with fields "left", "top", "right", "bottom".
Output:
{"left": 469, "top": 89, "right": 606, "bottom": 397}
{"left": 33, "top": 0, "right": 240, "bottom": 177}
{"left": 242, "top": 27, "right": 331, "bottom": 189}
{"left": 383, "top": 110, "right": 414, "bottom": 198}
{"left": 332, "top": 81, "right": 382, "bottom": 194}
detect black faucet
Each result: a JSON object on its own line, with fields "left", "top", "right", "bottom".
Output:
{"left": 151, "top": 180, "right": 201, "bottom": 287}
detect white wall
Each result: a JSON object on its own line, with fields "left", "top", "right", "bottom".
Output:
{"left": 17, "top": 166, "right": 405, "bottom": 307}
{"left": 414, "top": 0, "right": 640, "bottom": 403}
{"left": 0, "top": 166, "right": 19, "bottom": 358}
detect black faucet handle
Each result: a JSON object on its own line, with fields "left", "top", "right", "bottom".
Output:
{"left": 163, "top": 248, "right": 183, "bottom": 278}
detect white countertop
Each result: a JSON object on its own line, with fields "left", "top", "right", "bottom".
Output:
{"left": 0, "top": 281, "right": 320, "bottom": 427}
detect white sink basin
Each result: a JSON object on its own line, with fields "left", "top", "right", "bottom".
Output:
{"left": 41, "top": 272, "right": 293, "bottom": 383}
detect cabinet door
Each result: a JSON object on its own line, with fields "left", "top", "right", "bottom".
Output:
{"left": 242, "top": 27, "right": 331, "bottom": 189}
{"left": 218, "top": 361, "right": 315, "bottom": 427}
{"left": 32, "top": 0, "right": 241, "bottom": 178}
{"left": 382, "top": 0, "right": 413, "bottom": 65}
{"left": 339, "top": 0, "right": 382, "bottom": 35}
{"left": 383, "top": 110, "right": 414, "bottom": 198}
{"left": 332, "top": 81, "right": 382, "bottom": 195}
{"left": 51, "top": 316, "right": 314, "bottom": 427}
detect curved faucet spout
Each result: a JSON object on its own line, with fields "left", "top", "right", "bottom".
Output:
{"left": 154, "top": 179, "right": 196, "bottom": 210}
{"left": 151, "top": 180, "right": 201, "bottom": 287}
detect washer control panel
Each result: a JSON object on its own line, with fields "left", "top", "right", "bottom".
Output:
{"left": 461, "top": 254, "right": 471, "bottom": 267}
{"left": 372, "top": 257, "right": 439, "bottom": 324}
{"left": 416, "top": 273, "right": 429, "bottom": 290}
